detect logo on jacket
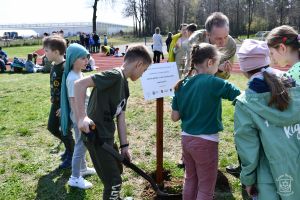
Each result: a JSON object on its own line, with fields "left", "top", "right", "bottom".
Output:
{"left": 114, "top": 99, "right": 126, "bottom": 117}
{"left": 276, "top": 174, "right": 294, "bottom": 196}
{"left": 283, "top": 124, "right": 300, "bottom": 140}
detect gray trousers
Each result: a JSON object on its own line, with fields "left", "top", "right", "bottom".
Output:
{"left": 71, "top": 122, "right": 87, "bottom": 178}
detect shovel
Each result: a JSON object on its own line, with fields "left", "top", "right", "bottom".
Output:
{"left": 84, "top": 125, "right": 182, "bottom": 199}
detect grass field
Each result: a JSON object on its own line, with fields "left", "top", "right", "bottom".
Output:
{"left": 0, "top": 71, "right": 251, "bottom": 200}
{"left": 1, "top": 36, "right": 152, "bottom": 59}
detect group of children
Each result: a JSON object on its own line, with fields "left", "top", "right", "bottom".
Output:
{"left": 41, "top": 24, "right": 300, "bottom": 200}
{"left": 43, "top": 34, "right": 152, "bottom": 198}
{"left": 172, "top": 25, "right": 300, "bottom": 200}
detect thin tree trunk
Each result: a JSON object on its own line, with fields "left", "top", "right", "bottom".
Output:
{"left": 92, "top": 0, "right": 99, "bottom": 33}
{"left": 236, "top": 0, "right": 239, "bottom": 35}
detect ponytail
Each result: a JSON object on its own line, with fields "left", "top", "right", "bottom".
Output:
{"left": 174, "top": 43, "right": 219, "bottom": 91}
{"left": 174, "top": 67, "right": 194, "bottom": 91}
{"left": 262, "top": 71, "right": 290, "bottom": 111}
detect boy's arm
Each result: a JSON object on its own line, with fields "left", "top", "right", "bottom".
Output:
{"left": 74, "top": 76, "right": 95, "bottom": 133}
{"left": 117, "top": 111, "right": 131, "bottom": 161}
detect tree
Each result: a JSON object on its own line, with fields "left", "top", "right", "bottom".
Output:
{"left": 92, "top": 0, "right": 99, "bottom": 33}
{"left": 91, "top": 0, "right": 115, "bottom": 33}
{"left": 247, "top": 0, "right": 255, "bottom": 38}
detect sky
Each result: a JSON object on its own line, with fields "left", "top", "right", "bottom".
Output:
{"left": 0, "top": 0, "right": 132, "bottom": 26}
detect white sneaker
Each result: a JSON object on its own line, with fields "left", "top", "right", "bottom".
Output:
{"left": 80, "top": 167, "right": 96, "bottom": 177}
{"left": 68, "top": 176, "right": 93, "bottom": 189}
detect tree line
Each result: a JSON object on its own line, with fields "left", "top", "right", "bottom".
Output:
{"left": 121, "top": 0, "right": 300, "bottom": 37}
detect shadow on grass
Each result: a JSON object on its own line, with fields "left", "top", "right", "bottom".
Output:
{"left": 35, "top": 168, "right": 87, "bottom": 200}
{"left": 214, "top": 170, "right": 235, "bottom": 200}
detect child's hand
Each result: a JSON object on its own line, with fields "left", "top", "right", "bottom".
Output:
{"left": 78, "top": 116, "right": 94, "bottom": 134}
{"left": 246, "top": 185, "right": 258, "bottom": 198}
{"left": 121, "top": 147, "right": 131, "bottom": 162}
{"left": 56, "top": 108, "right": 61, "bottom": 117}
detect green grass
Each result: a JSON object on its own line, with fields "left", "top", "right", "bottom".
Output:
{"left": 0, "top": 72, "right": 250, "bottom": 199}
{"left": 1, "top": 36, "right": 150, "bottom": 59}
{"left": 3, "top": 45, "right": 42, "bottom": 59}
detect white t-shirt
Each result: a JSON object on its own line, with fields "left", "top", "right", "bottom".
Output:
{"left": 67, "top": 70, "right": 89, "bottom": 123}
{"left": 181, "top": 131, "right": 219, "bottom": 142}
{"left": 88, "top": 57, "right": 96, "bottom": 70}
{"left": 152, "top": 33, "right": 163, "bottom": 52}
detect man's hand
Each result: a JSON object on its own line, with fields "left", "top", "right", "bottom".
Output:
{"left": 218, "top": 61, "right": 232, "bottom": 73}
{"left": 78, "top": 116, "right": 94, "bottom": 133}
{"left": 121, "top": 147, "right": 131, "bottom": 162}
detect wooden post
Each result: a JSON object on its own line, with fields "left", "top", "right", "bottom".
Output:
{"left": 156, "top": 97, "right": 164, "bottom": 184}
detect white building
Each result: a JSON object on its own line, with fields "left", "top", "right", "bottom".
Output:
{"left": 0, "top": 22, "right": 133, "bottom": 37}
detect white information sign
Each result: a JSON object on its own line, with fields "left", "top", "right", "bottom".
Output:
{"left": 141, "top": 62, "right": 179, "bottom": 100}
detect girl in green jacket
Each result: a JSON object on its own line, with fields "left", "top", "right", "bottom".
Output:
{"left": 235, "top": 39, "right": 299, "bottom": 200}
{"left": 266, "top": 25, "right": 300, "bottom": 84}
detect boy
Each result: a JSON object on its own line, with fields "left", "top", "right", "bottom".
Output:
{"left": 43, "top": 35, "right": 74, "bottom": 169}
{"left": 74, "top": 45, "right": 152, "bottom": 199}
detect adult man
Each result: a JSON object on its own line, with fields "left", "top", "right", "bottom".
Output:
{"left": 185, "top": 12, "right": 237, "bottom": 79}
{"left": 186, "top": 12, "right": 240, "bottom": 177}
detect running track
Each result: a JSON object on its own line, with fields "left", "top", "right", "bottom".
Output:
{"left": 7, "top": 52, "right": 290, "bottom": 72}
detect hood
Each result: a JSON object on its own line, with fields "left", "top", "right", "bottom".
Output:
{"left": 60, "top": 43, "right": 89, "bottom": 136}
{"left": 236, "top": 87, "right": 300, "bottom": 126}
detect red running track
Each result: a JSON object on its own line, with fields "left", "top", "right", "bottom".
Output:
{"left": 7, "top": 52, "right": 291, "bottom": 72}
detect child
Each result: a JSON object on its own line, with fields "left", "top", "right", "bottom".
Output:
{"left": 25, "top": 54, "right": 36, "bottom": 73}
{"left": 171, "top": 43, "right": 240, "bottom": 200}
{"left": 266, "top": 25, "right": 300, "bottom": 83}
{"left": 60, "top": 43, "right": 96, "bottom": 189}
{"left": 73, "top": 45, "right": 152, "bottom": 199}
{"left": 101, "top": 45, "right": 115, "bottom": 56}
{"left": 39, "top": 55, "right": 53, "bottom": 73}
{"left": 84, "top": 56, "right": 96, "bottom": 71}
{"left": 32, "top": 53, "right": 38, "bottom": 65}
{"left": 235, "top": 39, "right": 299, "bottom": 200}
{"left": 103, "top": 34, "right": 108, "bottom": 46}
{"left": 43, "top": 35, "right": 75, "bottom": 169}
{"left": 0, "top": 47, "right": 8, "bottom": 65}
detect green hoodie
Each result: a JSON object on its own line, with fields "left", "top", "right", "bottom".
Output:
{"left": 234, "top": 87, "right": 300, "bottom": 199}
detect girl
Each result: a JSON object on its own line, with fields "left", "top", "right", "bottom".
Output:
{"left": 235, "top": 39, "right": 299, "bottom": 200}
{"left": 266, "top": 25, "right": 300, "bottom": 83}
{"left": 60, "top": 43, "right": 96, "bottom": 189}
{"left": 171, "top": 43, "right": 240, "bottom": 200}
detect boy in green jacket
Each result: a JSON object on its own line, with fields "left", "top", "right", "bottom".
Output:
{"left": 235, "top": 39, "right": 299, "bottom": 199}
{"left": 74, "top": 45, "right": 152, "bottom": 200}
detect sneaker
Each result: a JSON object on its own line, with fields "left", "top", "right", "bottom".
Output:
{"left": 226, "top": 165, "right": 241, "bottom": 178}
{"left": 80, "top": 167, "right": 96, "bottom": 177}
{"left": 68, "top": 176, "right": 93, "bottom": 189}
{"left": 59, "top": 155, "right": 72, "bottom": 169}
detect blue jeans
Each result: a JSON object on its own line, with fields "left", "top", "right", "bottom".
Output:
{"left": 71, "top": 122, "right": 88, "bottom": 177}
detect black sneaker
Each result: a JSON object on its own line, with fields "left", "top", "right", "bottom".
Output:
{"left": 59, "top": 154, "right": 72, "bottom": 169}
{"left": 226, "top": 165, "right": 241, "bottom": 178}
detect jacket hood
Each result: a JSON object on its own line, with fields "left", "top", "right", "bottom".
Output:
{"left": 236, "top": 87, "right": 300, "bottom": 126}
